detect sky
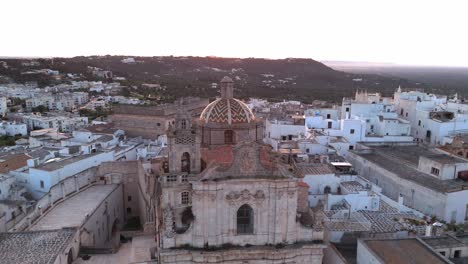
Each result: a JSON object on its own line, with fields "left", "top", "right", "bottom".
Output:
{"left": 1, "top": 0, "right": 468, "bottom": 67}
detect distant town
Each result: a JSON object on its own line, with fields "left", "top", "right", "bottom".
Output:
{"left": 0, "top": 58, "right": 467, "bottom": 264}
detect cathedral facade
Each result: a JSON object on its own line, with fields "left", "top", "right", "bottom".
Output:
{"left": 157, "top": 77, "right": 325, "bottom": 263}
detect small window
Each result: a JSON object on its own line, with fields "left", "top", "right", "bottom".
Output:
{"left": 346, "top": 107, "right": 350, "bottom": 112}
{"left": 40, "top": 180, "right": 44, "bottom": 189}
{"left": 181, "top": 174, "right": 188, "bottom": 182}
{"left": 181, "top": 120, "right": 186, "bottom": 129}
{"left": 237, "top": 204, "right": 254, "bottom": 234}
{"left": 400, "top": 109, "right": 404, "bottom": 115}
{"left": 326, "top": 114, "right": 331, "bottom": 119}
{"left": 350, "top": 129, "right": 355, "bottom": 134}
{"left": 349, "top": 145, "right": 354, "bottom": 150}
{"left": 465, "top": 204, "right": 468, "bottom": 220}
{"left": 225, "top": 130, "right": 234, "bottom": 144}
{"left": 431, "top": 167, "right": 440, "bottom": 176}
{"left": 306, "top": 148, "right": 310, "bottom": 153}
{"left": 439, "top": 251, "right": 446, "bottom": 256}
{"left": 324, "top": 186, "right": 331, "bottom": 194}
{"left": 157, "top": 122, "right": 161, "bottom": 127}
{"left": 167, "top": 175, "right": 177, "bottom": 182}
{"left": 127, "top": 196, "right": 132, "bottom": 202}
{"left": 405, "top": 112, "right": 408, "bottom": 117}
{"left": 127, "top": 207, "right": 132, "bottom": 214}
{"left": 181, "top": 191, "right": 190, "bottom": 205}
{"left": 370, "top": 125, "right": 374, "bottom": 130}
{"left": 328, "top": 121, "right": 332, "bottom": 129}
{"left": 418, "top": 120, "right": 421, "bottom": 126}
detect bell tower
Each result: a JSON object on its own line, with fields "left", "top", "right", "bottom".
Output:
{"left": 167, "top": 106, "right": 201, "bottom": 174}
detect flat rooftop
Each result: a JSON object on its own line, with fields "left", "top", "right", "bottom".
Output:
{"left": 354, "top": 145, "right": 468, "bottom": 193}
{"left": 29, "top": 184, "right": 118, "bottom": 231}
{"left": 34, "top": 152, "right": 104, "bottom": 171}
{"left": 0, "top": 228, "right": 76, "bottom": 264}
{"left": 422, "top": 235, "right": 466, "bottom": 249}
{"left": 362, "top": 238, "right": 449, "bottom": 264}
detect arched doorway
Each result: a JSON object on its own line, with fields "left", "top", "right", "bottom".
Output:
{"left": 67, "top": 248, "right": 73, "bottom": 264}
{"left": 111, "top": 219, "right": 120, "bottom": 249}
{"left": 237, "top": 204, "right": 253, "bottom": 234}
{"left": 181, "top": 152, "right": 190, "bottom": 173}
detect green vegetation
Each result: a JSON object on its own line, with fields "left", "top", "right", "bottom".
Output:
{"left": 0, "top": 134, "right": 22, "bottom": 146}
{"left": 78, "top": 106, "right": 109, "bottom": 121}
{"left": 31, "top": 105, "right": 48, "bottom": 113}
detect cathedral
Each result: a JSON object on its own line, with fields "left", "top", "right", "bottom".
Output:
{"left": 157, "top": 77, "right": 325, "bottom": 263}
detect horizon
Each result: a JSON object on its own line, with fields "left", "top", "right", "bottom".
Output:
{"left": 2, "top": 0, "right": 468, "bottom": 67}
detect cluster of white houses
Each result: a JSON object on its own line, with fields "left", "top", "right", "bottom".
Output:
{"left": 0, "top": 78, "right": 467, "bottom": 264}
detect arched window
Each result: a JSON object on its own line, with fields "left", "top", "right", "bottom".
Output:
{"left": 181, "top": 191, "right": 190, "bottom": 205}
{"left": 237, "top": 204, "right": 253, "bottom": 234}
{"left": 225, "top": 130, "right": 234, "bottom": 144}
{"left": 181, "top": 120, "right": 187, "bottom": 129}
{"left": 324, "top": 186, "right": 331, "bottom": 194}
{"left": 181, "top": 152, "right": 190, "bottom": 173}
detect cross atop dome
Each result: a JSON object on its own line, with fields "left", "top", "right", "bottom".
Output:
{"left": 220, "top": 76, "right": 234, "bottom": 99}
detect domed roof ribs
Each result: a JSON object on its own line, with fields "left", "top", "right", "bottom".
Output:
{"left": 202, "top": 99, "right": 220, "bottom": 124}
{"left": 227, "top": 98, "right": 232, "bottom": 125}
{"left": 233, "top": 98, "right": 254, "bottom": 123}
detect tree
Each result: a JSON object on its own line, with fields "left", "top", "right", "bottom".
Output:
{"left": 31, "top": 105, "right": 48, "bottom": 113}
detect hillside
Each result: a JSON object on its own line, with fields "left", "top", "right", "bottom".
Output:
{"left": 323, "top": 61, "right": 468, "bottom": 97}
{"left": 0, "top": 56, "right": 421, "bottom": 103}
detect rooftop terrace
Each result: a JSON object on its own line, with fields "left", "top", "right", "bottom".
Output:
{"left": 361, "top": 238, "right": 449, "bottom": 264}
{"left": 29, "top": 184, "right": 118, "bottom": 231}
{"left": 354, "top": 145, "right": 468, "bottom": 193}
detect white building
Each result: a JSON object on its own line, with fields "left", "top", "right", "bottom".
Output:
{"left": 264, "top": 117, "right": 306, "bottom": 151}
{"left": 0, "top": 97, "right": 7, "bottom": 117}
{"left": 22, "top": 113, "right": 88, "bottom": 132}
{"left": 28, "top": 151, "right": 114, "bottom": 198}
{"left": 348, "top": 144, "right": 468, "bottom": 224}
{"left": 0, "top": 121, "right": 27, "bottom": 136}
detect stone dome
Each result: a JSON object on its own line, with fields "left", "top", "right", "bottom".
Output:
{"left": 200, "top": 98, "right": 255, "bottom": 125}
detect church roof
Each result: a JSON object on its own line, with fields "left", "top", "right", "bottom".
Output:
{"left": 199, "top": 142, "right": 293, "bottom": 181}
{"left": 200, "top": 98, "right": 255, "bottom": 125}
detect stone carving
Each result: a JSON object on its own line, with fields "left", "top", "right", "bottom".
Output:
{"left": 163, "top": 205, "right": 175, "bottom": 238}
{"left": 225, "top": 189, "right": 265, "bottom": 204}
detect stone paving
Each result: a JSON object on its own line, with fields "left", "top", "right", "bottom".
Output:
{"left": 30, "top": 185, "right": 118, "bottom": 231}
{"left": 73, "top": 235, "right": 156, "bottom": 264}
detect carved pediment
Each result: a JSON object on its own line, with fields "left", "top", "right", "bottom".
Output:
{"left": 225, "top": 189, "right": 265, "bottom": 203}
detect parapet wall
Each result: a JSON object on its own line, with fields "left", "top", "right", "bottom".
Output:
{"left": 8, "top": 167, "right": 99, "bottom": 232}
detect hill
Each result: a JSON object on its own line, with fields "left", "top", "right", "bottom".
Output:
{"left": 0, "top": 56, "right": 422, "bottom": 103}
{"left": 323, "top": 61, "right": 468, "bottom": 97}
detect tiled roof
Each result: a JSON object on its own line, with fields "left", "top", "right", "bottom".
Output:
{"left": 200, "top": 98, "right": 255, "bottom": 125}
{"left": 0, "top": 228, "right": 76, "bottom": 264}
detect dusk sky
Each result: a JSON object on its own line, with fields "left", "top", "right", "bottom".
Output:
{"left": 2, "top": 0, "right": 468, "bottom": 66}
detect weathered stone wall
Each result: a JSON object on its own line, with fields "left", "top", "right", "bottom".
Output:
{"left": 109, "top": 98, "right": 209, "bottom": 140}
{"left": 162, "top": 178, "right": 306, "bottom": 249}
{"left": 98, "top": 161, "right": 142, "bottom": 222}
{"left": 109, "top": 114, "right": 171, "bottom": 139}
{"left": 80, "top": 184, "right": 124, "bottom": 249}
{"left": 159, "top": 244, "right": 325, "bottom": 264}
